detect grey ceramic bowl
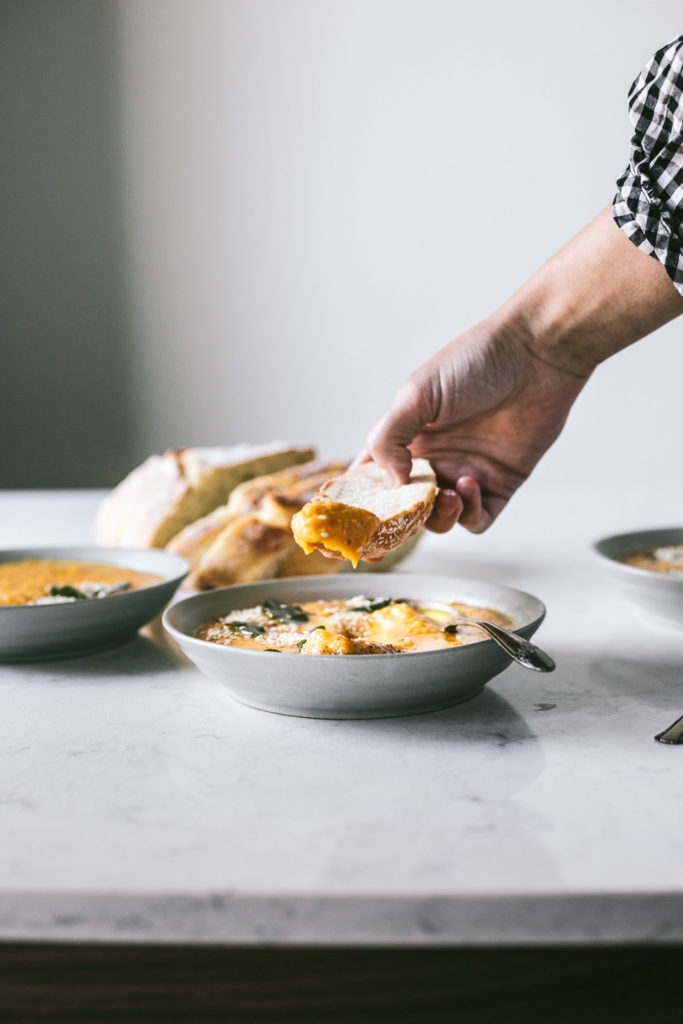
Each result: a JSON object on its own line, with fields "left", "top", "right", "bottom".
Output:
{"left": 163, "top": 573, "right": 547, "bottom": 719}
{"left": 0, "top": 546, "right": 189, "bottom": 660}
{"left": 593, "top": 527, "right": 683, "bottom": 630}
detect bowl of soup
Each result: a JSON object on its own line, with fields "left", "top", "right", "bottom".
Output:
{"left": 593, "top": 527, "right": 683, "bottom": 630}
{"left": 163, "top": 573, "right": 547, "bottom": 719}
{"left": 0, "top": 546, "right": 189, "bottom": 660}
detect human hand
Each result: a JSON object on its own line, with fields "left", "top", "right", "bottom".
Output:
{"left": 360, "top": 208, "right": 683, "bottom": 536}
{"left": 362, "top": 315, "right": 589, "bottom": 534}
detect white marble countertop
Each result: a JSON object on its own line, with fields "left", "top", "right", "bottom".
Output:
{"left": 1, "top": 485, "right": 682, "bottom": 946}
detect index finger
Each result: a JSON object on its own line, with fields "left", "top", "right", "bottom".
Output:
{"left": 349, "top": 447, "right": 371, "bottom": 471}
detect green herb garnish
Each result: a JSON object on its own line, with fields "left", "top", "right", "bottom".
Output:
{"left": 310, "top": 624, "right": 326, "bottom": 631}
{"left": 349, "top": 597, "right": 403, "bottom": 613}
{"left": 48, "top": 585, "right": 87, "bottom": 600}
{"left": 295, "top": 639, "right": 307, "bottom": 653}
{"left": 47, "top": 581, "right": 132, "bottom": 601}
{"left": 264, "top": 648, "right": 282, "bottom": 653}
{"left": 261, "top": 599, "right": 308, "bottom": 624}
{"left": 227, "top": 621, "right": 266, "bottom": 637}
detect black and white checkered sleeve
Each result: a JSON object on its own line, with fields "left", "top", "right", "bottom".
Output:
{"left": 613, "top": 34, "right": 683, "bottom": 294}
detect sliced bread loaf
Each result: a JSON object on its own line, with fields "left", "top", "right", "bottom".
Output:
{"left": 94, "top": 442, "right": 315, "bottom": 549}
{"left": 188, "top": 461, "right": 347, "bottom": 589}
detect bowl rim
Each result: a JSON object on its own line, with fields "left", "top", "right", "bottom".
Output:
{"left": 162, "top": 572, "right": 547, "bottom": 661}
{"left": 592, "top": 527, "right": 683, "bottom": 583}
{"left": 0, "top": 545, "right": 190, "bottom": 613}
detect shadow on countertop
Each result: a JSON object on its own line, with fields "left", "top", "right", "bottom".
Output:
{"left": 0, "top": 630, "right": 183, "bottom": 681}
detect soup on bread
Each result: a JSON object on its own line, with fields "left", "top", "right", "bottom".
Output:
{"left": 194, "top": 595, "right": 515, "bottom": 655}
{"left": 621, "top": 545, "right": 683, "bottom": 574}
{"left": 0, "top": 559, "right": 162, "bottom": 607}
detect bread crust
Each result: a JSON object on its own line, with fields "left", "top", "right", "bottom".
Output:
{"left": 94, "top": 443, "right": 315, "bottom": 548}
{"left": 291, "top": 459, "right": 437, "bottom": 566}
{"left": 223, "top": 459, "right": 345, "bottom": 518}
{"left": 182, "top": 460, "right": 347, "bottom": 588}
{"left": 194, "top": 518, "right": 294, "bottom": 589}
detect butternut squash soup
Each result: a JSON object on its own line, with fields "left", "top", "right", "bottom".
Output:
{"left": 621, "top": 545, "right": 683, "bottom": 574}
{"left": 0, "top": 559, "right": 162, "bottom": 607}
{"left": 194, "top": 595, "right": 515, "bottom": 655}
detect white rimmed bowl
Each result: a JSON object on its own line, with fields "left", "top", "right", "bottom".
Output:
{"left": 163, "top": 573, "right": 547, "bottom": 719}
{"left": 0, "top": 546, "right": 189, "bottom": 660}
{"left": 593, "top": 527, "right": 683, "bottom": 630}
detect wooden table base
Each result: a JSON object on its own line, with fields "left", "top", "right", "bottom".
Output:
{"left": 0, "top": 944, "right": 681, "bottom": 1023}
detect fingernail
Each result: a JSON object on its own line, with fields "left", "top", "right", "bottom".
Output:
{"left": 383, "top": 469, "right": 397, "bottom": 488}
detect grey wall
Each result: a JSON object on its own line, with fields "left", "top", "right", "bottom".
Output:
{"left": 1, "top": 0, "right": 133, "bottom": 487}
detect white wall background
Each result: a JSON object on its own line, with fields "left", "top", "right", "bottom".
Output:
{"left": 114, "top": 0, "right": 683, "bottom": 500}
{"left": 5, "top": 2, "right": 679, "bottom": 496}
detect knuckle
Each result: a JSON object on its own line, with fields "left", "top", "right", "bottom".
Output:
{"left": 396, "top": 377, "right": 422, "bottom": 409}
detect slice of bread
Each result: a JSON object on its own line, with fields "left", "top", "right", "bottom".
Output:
{"left": 256, "top": 464, "right": 347, "bottom": 529}
{"left": 187, "top": 461, "right": 347, "bottom": 589}
{"left": 94, "top": 443, "right": 315, "bottom": 549}
{"left": 164, "top": 502, "right": 238, "bottom": 571}
{"left": 167, "top": 459, "right": 345, "bottom": 573}
{"left": 193, "top": 518, "right": 295, "bottom": 589}
{"left": 291, "top": 458, "right": 437, "bottom": 567}
{"left": 222, "top": 459, "right": 344, "bottom": 518}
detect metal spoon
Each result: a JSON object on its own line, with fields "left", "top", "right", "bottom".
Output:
{"left": 654, "top": 714, "right": 683, "bottom": 744}
{"left": 407, "top": 600, "right": 556, "bottom": 673}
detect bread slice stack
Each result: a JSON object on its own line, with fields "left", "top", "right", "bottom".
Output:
{"left": 94, "top": 445, "right": 432, "bottom": 586}
{"left": 94, "top": 442, "right": 315, "bottom": 549}
{"left": 168, "top": 459, "right": 348, "bottom": 588}
{"left": 162, "top": 460, "right": 330, "bottom": 570}
{"left": 291, "top": 458, "right": 437, "bottom": 567}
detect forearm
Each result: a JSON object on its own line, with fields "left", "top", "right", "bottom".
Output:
{"left": 497, "top": 206, "right": 683, "bottom": 378}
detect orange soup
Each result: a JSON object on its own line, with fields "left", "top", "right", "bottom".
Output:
{"left": 0, "top": 559, "right": 162, "bottom": 607}
{"left": 195, "top": 596, "right": 515, "bottom": 655}
{"left": 622, "top": 545, "right": 683, "bottom": 574}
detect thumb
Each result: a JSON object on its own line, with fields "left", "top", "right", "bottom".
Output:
{"left": 366, "top": 381, "right": 427, "bottom": 486}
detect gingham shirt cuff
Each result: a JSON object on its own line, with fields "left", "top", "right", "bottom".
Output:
{"left": 612, "top": 34, "right": 683, "bottom": 295}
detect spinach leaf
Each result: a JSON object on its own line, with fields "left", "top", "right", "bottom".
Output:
{"left": 227, "top": 621, "right": 266, "bottom": 638}
{"left": 48, "top": 581, "right": 132, "bottom": 601}
{"left": 261, "top": 599, "right": 308, "bottom": 624}
{"left": 349, "top": 597, "right": 405, "bottom": 613}
{"left": 48, "top": 585, "right": 87, "bottom": 600}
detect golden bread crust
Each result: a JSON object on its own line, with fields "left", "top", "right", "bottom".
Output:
{"left": 184, "top": 460, "right": 347, "bottom": 588}
{"left": 94, "top": 444, "right": 315, "bottom": 549}
{"left": 291, "top": 460, "right": 437, "bottom": 566}
{"left": 193, "top": 518, "right": 293, "bottom": 589}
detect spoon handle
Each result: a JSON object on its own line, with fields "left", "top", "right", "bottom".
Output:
{"left": 463, "top": 620, "right": 556, "bottom": 673}
{"left": 655, "top": 714, "right": 683, "bottom": 744}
